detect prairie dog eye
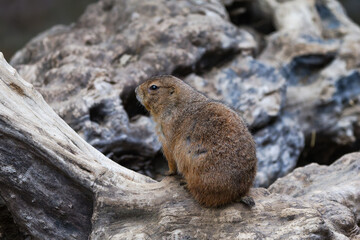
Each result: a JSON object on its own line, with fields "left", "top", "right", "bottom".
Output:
{"left": 149, "top": 85, "right": 159, "bottom": 90}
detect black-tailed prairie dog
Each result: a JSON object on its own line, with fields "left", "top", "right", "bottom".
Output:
{"left": 135, "top": 75, "right": 257, "bottom": 207}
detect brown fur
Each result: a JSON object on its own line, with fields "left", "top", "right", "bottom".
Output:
{"left": 135, "top": 75, "right": 257, "bottom": 207}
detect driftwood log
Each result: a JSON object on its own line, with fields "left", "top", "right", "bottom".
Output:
{"left": 0, "top": 51, "right": 360, "bottom": 239}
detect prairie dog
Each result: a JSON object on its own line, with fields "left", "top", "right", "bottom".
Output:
{"left": 135, "top": 75, "right": 257, "bottom": 207}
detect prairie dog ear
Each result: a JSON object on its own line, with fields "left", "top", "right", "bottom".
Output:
{"left": 169, "top": 87, "right": 175, "bottom": 95}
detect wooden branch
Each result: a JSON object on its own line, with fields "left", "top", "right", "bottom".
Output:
{"left": 0, "top": 52, "right": 153, "bottom": 239}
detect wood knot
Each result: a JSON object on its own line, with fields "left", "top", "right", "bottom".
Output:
{"left": 9, "top": 83, "right": 25, "bottom": 96}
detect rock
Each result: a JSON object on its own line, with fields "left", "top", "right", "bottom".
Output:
{"left": 10, "top": 0, "right": 257, "bottom": 178}
{"left": 258, "top": 0, "right": 360, "bottom": 165}
{"left": 254, "top": 115, "right": 304, "bottom": 187}
{"left": 8, "top": 0, "right": 360, "bottom": 184}
{"left": 184, "top": 56, "right": 286, "bottom": 129}
{"left": 269, "top": 152, "right": 360, "bottom": 239}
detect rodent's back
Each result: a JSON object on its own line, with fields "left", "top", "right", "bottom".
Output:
{"left": 172, "top": 101, "right": 257, "bottom": 207}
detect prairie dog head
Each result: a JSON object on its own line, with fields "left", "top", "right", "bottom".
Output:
{"left": 135, "top": 75, "right": 184, "bottom": 115}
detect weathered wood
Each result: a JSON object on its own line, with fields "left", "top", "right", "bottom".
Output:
{"left": 1, "top": 51, "right": 359, "bottom": 239}
{"left": 0, "top": 52, "right": 153, "bottom": 239}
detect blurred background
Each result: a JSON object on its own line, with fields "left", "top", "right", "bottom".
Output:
{"left": 0, "top": 0, "right": 359, "bottom": 61}
{"left": 0, "top": 0, "right": 97, "bottom": 61}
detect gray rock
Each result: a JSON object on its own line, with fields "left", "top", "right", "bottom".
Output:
{"left": 10, "top": 0, "right": 257, "bottom": 177}
{"left": 185, "top": 56, "right": 286, "bottom": 129}
{"left": 9, "top": 0, "right": 360, "bottom": 185}
{"left": 254, "top": 115, "right": 304, "bottom": 187}
{"left": 259, "top": 0, "right": 360, "bottom": 164}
